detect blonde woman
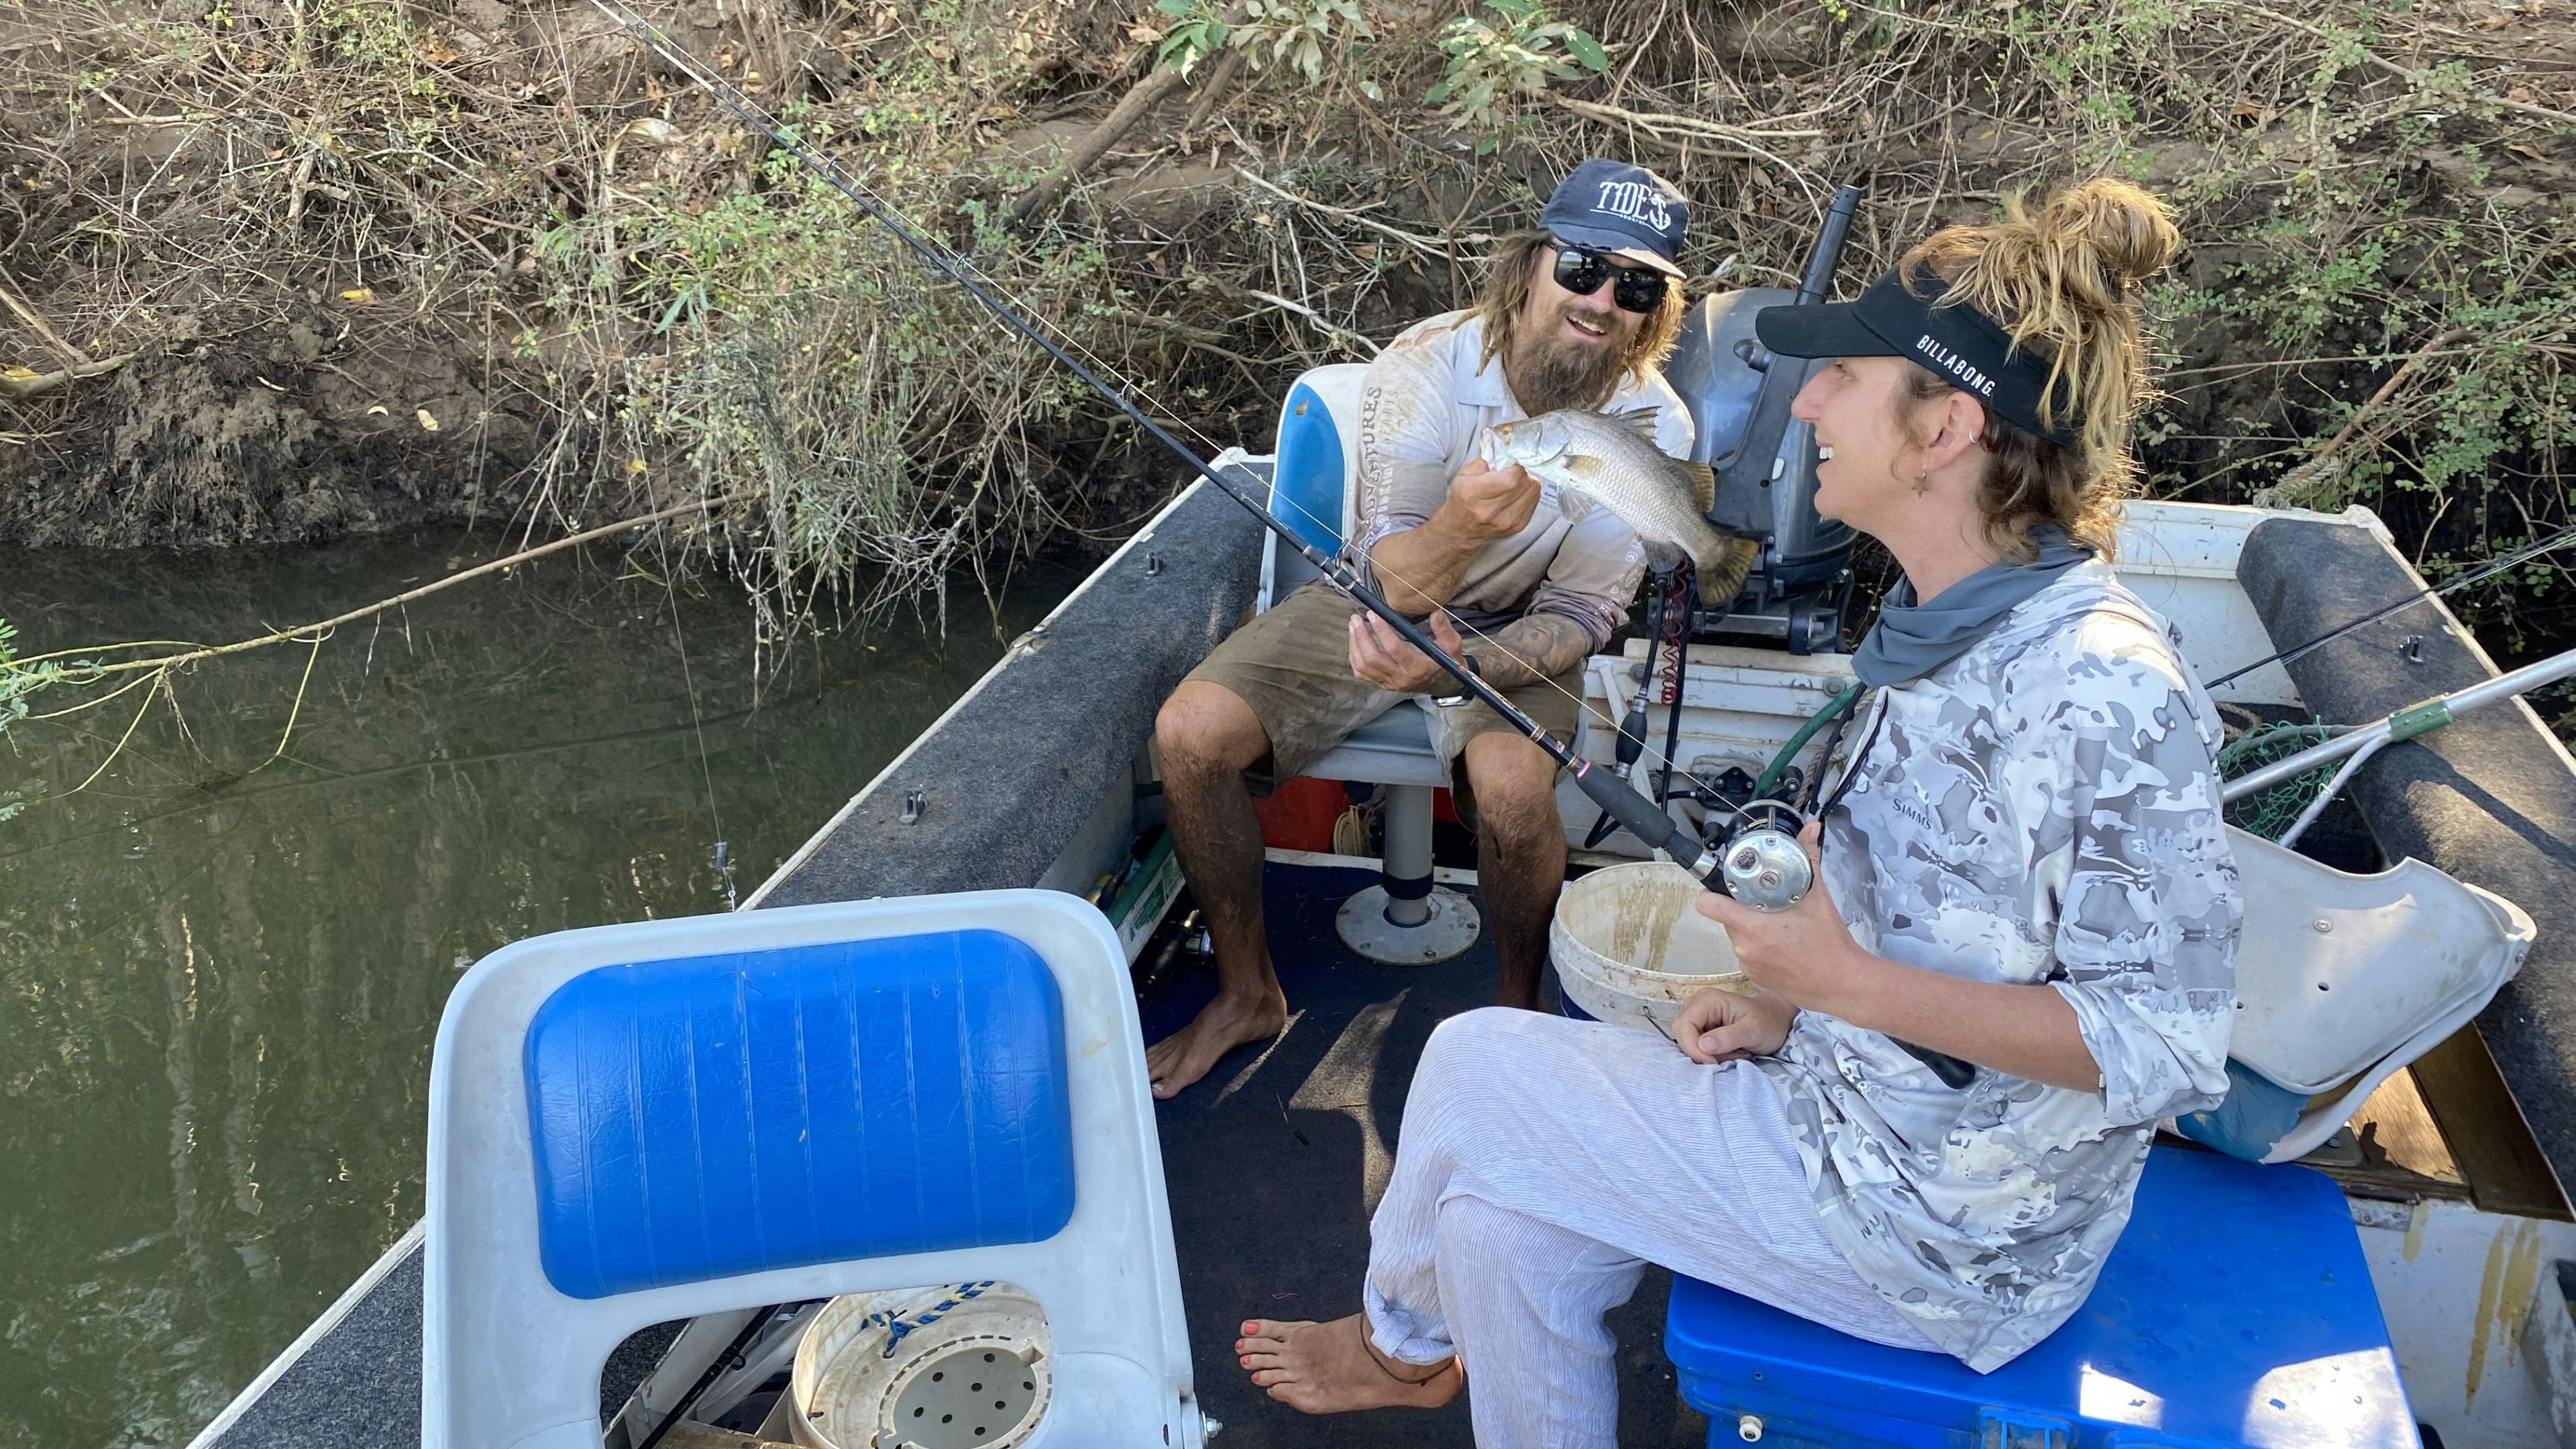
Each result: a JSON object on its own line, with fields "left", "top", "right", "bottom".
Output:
{"left": 1233, "top": 178, "right": 2242, "bottom": 1446}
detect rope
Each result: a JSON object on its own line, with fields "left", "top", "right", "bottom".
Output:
{"left": 873, "top": 1281, "right": 999, "bottom": 1359}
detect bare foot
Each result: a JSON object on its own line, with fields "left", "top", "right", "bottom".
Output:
{"left": 1235, "top": 1314, "right": 1460, "bottom": 1413}
{"left": 1146, "top": 987, "right": 1288, "bottom": 1099}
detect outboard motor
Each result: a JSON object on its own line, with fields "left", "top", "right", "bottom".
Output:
{"left": 1663, "top": 185, "right": 1863, "bottom": 655}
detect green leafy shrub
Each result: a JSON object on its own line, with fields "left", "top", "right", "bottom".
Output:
{"left": 1428, "top": 0, "right": 1608, "bottom": 147}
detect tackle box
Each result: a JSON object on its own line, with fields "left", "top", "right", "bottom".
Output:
{"left": 1665, "top": 1146, "right": 2416, "bottom": 1449}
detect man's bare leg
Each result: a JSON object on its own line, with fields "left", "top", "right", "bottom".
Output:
{"left": 1462, "top": 731, "right": 1566, "bottom": 1011}
{"left": 1146, "top": 681, "right": 1292, "bottom": 1098}
{"left": 1236, "top": 1315, "right": 1461, "bottom": 1413}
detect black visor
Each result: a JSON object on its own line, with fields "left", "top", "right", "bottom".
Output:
{"left": 1755, "top": 267, "right": 2083, "bottom": 448}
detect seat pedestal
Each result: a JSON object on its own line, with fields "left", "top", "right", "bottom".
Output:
{"left": 1334, "top": 783, "right": 1481, "bottom": 963}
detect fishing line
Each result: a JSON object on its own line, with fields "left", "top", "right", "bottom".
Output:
{"left": 582, "top": 0, "right": 1760, "bottom": 822}
{"left": 2207, "top": 521, "right": 2576, "bottom": 688}
{"left": 651, "top": 531, "right": 734, "bottom": 908}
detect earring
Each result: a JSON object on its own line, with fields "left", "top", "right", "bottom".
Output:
{"left": 1913, "top": 468, "right": 1931, "bottom": 495}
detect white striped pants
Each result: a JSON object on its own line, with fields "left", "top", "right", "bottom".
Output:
{"left": 1362, "top": 1008, "right": 1932, "bottom": 1448}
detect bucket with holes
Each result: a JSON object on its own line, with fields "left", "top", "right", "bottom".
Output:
{"left": 787, "top": 1283, "right": 1051, "bottom": 1449}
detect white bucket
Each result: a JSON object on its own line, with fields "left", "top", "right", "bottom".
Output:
{"left": 788, "top": 1283, "right": 1051, "bottom": 1449}
{"left": 1550, "top": 860, "right": 1752, "bottom": 1033}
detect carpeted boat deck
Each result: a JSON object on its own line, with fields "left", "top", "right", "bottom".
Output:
{"left": 1144, "top": 859, "right": 1709, "bottom": 1448}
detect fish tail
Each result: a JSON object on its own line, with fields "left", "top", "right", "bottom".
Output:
{"left": 1693, "top": 535, "right": 1760, "bottom": 604}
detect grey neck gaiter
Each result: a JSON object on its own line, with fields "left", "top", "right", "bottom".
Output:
{"left": 1851, "top": 526, "right": 2093, "bottom": 687}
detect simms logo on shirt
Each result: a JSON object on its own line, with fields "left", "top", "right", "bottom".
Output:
{"left": 1593, "top": 180, "right": 1674, "bottom": 233}
{"left": 1913, "top": 333, "right": 1996, "bottom": 397}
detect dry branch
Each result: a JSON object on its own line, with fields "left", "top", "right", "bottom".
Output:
{"left": 1011, "top": 64, "right": 1195, "bottom": 227}
{"left": 0, "top": 354, "right": 138, "bottom": 400}
{"left": 0, "top": 269, "right": 89, "bottom": 369}
{"left": 1230, "top": 166, "right": 1487, "bottom": 257}
{"left": 48, "top": 496, "right": 744, "bottom": 680}
{"left": 2313, "top": 327, "right": 2479, "bottom": 463}
{"left": 1178, "top": 48, "right": 1247, "bottom": 141}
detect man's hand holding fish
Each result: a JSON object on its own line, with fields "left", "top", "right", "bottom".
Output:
{"left": 1432, "top": 456, "right": 1542, "bottom": 543}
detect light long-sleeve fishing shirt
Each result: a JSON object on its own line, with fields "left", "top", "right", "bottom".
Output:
{"left": 1754, "top": 559, "right": 2243, "bottom": 1371}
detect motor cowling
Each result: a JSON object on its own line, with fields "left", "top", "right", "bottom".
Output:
{"left": 1660, "top": 185, "right": 1864, "bottom": 655}
{"left": 1661, "top": 289, "right": 1855, "bottom": 652}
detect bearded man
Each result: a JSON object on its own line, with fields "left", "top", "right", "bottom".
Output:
{"left": 1146, "top": 160, "right": 1695, "bottom": 1099}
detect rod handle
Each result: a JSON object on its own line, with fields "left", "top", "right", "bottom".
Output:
{"left": 1898, "top": 1042, "right": 1978, "bottom": 1089}
{"left": 1569, "top": 759, "right": 1709, "bottom": 872}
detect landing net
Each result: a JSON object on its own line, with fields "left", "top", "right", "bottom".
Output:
{"left": 2216, "top": 721, "right": 2341, "bottom": 842}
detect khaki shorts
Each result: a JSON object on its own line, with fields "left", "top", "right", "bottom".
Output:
{"left": 1183, "top": 582, "right": 1581, "bottom": 785}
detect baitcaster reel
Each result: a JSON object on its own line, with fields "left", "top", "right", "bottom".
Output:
{"left": 1697, "top": 796, "right": 1981, "bottom": 1090}
{"left": 1713, "top": 799, "right": 1815, "bottom": 913}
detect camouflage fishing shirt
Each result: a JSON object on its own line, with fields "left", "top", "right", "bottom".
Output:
{"left": 1752, "top": 559, "right": 2242, "bottom": 1371}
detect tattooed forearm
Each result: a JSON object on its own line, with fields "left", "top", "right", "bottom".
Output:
{"left": 1470, "top": 612, "right": 1595, "bottom": 689}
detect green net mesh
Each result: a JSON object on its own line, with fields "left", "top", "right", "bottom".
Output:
{"left": 2216, "top": 722, "right": 2344, "bottom": 842}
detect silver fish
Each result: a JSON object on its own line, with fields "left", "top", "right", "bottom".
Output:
{"left": 1477, "top": 409, "right": 1758, "bottom": 598}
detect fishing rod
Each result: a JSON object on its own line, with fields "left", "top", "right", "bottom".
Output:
{"left": 586, "top": 1, "right": 1978, "bottom": 1089}
{"left": 2207, "top": 521, "right": 2576, "bottom": 688}
{"left": 2221, "top": 641, "right": 2576, "bottom": 816}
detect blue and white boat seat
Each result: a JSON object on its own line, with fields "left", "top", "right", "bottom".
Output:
{"left": 1666, "top": 1145, "right": 2416, "bottom": 1449}
{"left": 2177, "top": 829, "right": 2531, "bottom": 1164}
{"left": 421, "top": 892, "right": 1200, "bottom": 1449}
{"left": 1230, "top": 364, "right": 1473, "bottom": 960}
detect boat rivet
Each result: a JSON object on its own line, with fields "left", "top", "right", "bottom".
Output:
{"left": 2312, "top": 918, "right": 2332, "bottom": 933}
{"left": 1739, "top": 1414, "right": 1765, "bottom": 1442}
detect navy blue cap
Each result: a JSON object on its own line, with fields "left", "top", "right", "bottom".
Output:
{"left": 1540, "top": 159, "right": 1688, "bottom": 278}
{"left": 1755, "top": 264, "right": 2085, "bottom": 447}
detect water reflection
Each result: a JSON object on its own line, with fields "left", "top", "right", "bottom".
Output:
{"left": 0, "top": 531, "right": 1068, "bottom": 1448}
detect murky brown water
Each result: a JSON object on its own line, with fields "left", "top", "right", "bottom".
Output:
{"left": 0, "top": 531, "right": 1069, "bottom": 1448}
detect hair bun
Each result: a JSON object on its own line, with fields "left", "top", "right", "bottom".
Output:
{"left": 2037, "top": 177, "right": 2180, "bottom": 290}
{"left": 1898, "top": 174, "right": 2178, "bottom": 532}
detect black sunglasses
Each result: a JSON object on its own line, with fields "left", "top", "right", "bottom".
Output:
{"left": 1552, "top": 246, "right": 1670, "bottom": 315}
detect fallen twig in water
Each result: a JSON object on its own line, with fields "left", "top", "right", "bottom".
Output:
{"left": 25, "top": 496, "right": 747, "bottom": 682}
{"left": 5, "top": 494, "right": 753, "bottom": 810}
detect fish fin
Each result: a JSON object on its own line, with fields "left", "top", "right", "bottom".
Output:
{"left": 1693, "top": 534, "right": 1761, "bottom": 602}
{"left": 1605, "top": 405, "right": 1664, "bottom": 445}
{"left": 1682, "top": 461, "right": 1717, "bottom": 513}
{"left": 1564, "top": 453, "right": 1607, "bottom": 481}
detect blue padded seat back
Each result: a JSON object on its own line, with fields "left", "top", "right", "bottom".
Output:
{"left": 1665, "top": 1148, "right": 2413, "bottom": 1449}
{"left": 524, "top": 930, "right": 1075, "bottom": 1300}
{"left": 1273, "top": 380, "right": 1346, "bottom": 557}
